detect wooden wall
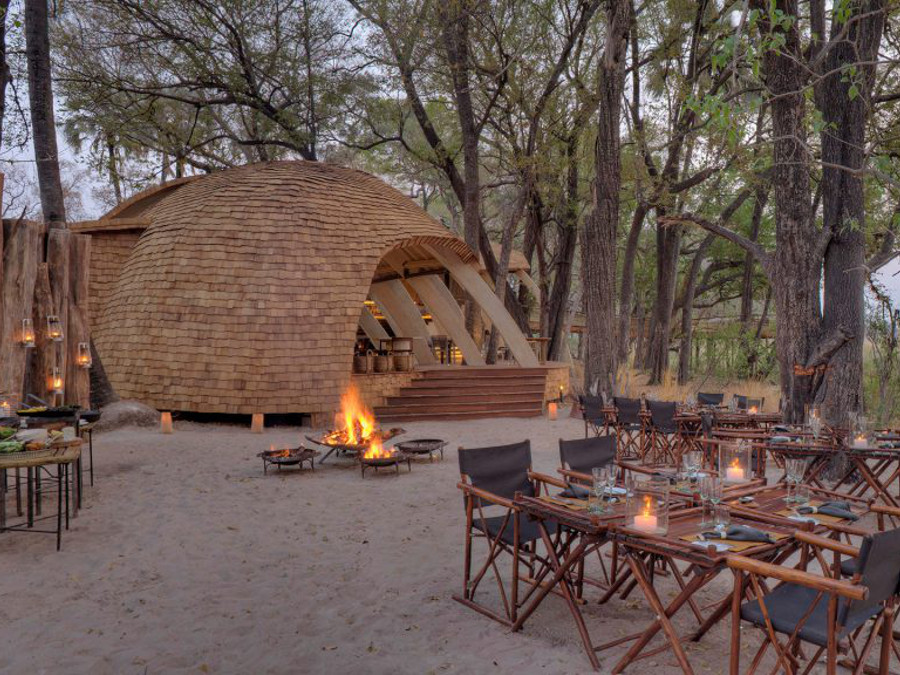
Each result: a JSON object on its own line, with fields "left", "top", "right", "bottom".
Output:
{"left": 0, "top": 217, "right": 91, "bottom": 407}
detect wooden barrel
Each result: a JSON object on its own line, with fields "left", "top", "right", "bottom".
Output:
{"left": 391, "top": 337, "right": 413, "bottom": 353}
{"left": 393, "top": 353, "right": 413, "bottom": 372}
{"left": 353, "top": 354, "right": 368, "bottom": 373}
{"left": 374, "top": 354, "right": 392, "bottom": 373}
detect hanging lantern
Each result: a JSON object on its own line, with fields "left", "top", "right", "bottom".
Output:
{"left": 47, "top": 315, "right": 64, "bottom": 342}
{"left": 76, "top": 342, "right": 92, "bottom": 369}
{"left": 50, "top": 367, "right": 64, "bottom": 395}
{"left": 720, "top": 441, "right": 752, "bottom": 483}
{"left": 21, "top": 318, "right": 35, "bottom": 348}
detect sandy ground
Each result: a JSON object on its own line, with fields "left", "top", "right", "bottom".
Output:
{"left": 0, "top": 414, "right": 844, "bottom": 674}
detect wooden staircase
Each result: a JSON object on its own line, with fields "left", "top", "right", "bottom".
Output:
{"left": 374, "top": 367, "right": 547, "bottom": 422}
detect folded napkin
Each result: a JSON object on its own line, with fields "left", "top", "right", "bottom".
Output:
{"left": 797, "top": 501, "right": 858, "bottom": 521}
{"left": 559, "top": 483, "right": 590, "bottom": 499}
{"left": 702, "top": 524, "right": 774, "bottom": 543}
{"left": 772, "top": 425, "right": 791, "bottom": 433}
{"left": 769, "top": 435, "right": 791, "bottom": 444}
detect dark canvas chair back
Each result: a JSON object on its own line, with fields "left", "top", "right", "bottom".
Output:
{"left": 614, "top": 397, "right": 642, "bottom": 426}
{"left": 581, "top": 395, "right": 604, "bottom": 424}
{"left": 458, "top": 441, "right": 534, "bottom": 507}
{"left": 648, "top": 400, "right": 677, "bottom": 432}
{"left": 747, "top": 398, "right": 763, "bottom": 409}
{"left": 559, "top": 436, "right": 615, "bottom": 475}
{"left": 842, "top": 527, "right": 900, "bottom": 626}
{"left": 734, "top": 395, "right": 748, "bottom": 410}
{"left": 698, "top": 392, "right": 723, "bottom": 406}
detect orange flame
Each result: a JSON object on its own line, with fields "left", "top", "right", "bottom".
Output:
{"left": 730, "top": 458, "right": 740, "bottom": 469}
{"left": 324, "top": 384, "right": 377, "bottom": 446}
{"left": 642, "top": 495, "right": 653, "bottom": 517}
{"left": 363, "top": 436, "right": 395, "bottom": 460}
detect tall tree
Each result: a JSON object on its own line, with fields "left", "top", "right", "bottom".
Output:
{"left": 582, "top": 0, "right": 630, "bottom": 396}
{"left": 24, "top": 0, "right": 65, "bottom": 226}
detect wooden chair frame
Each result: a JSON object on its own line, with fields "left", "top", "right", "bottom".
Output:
{"left": 728, "top": 552, "right": 895, "bottom": 675}
{"left": 455, "top": 463, "right": 579, "bottom": 626}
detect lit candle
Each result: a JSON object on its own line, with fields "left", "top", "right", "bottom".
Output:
{"left": 558, "top": 385, "right": 565, "bottom": 401}
{"left": 726, "top": 459, "right": 744, "bottom": 482}
{"left": 0, "top": 401, "right": 10, "bottom": 417}
{"left": 50, "top": 367, "right": 64, "bottom": 395}
{"left": 853, "top": 434, "right": 867, "bottom": 448}
{"left": 76, "top": 342, "right": 92, "bottom": 369}
{"left": 748, "top": 405, "right": 758, "bottom": 414}
{"left": 634, "top": 513, "right": 657, "bottom": 531}
{"left": 548, "top": 401, "right": 558, "bottom": 420}
{"left": 47, "top": 315, "right": 64, "bottom": 342}
{"left": 160, "top": 412, "right": 173, "bottom": 434}
{"left": 634, "top": 496, "right": 658, "bottom": 532}
{"left": 21, "top": 318, "right": 35, "bottom": 348}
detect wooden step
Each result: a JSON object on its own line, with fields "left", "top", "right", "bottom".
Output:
{"left": 405, "top": 378, "right": 545, "bottom": 390}
{"left": 390, "top": 390, "right": 544, "bottom": 403}
{"left": 405, "top": 381, "right": 545, "bottom": 393}
{"left": 418, "top": 368, "right": 549, "bottom": 379}
{"left": 376, "top": 399, "right": 542, "bottom": 416}
{"left": 378, "top": 409, "right": 543, "bottom": 422}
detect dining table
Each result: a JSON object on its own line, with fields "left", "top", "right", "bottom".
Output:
{"left": 510, "top": 476, "right": 865, "bottom": 673}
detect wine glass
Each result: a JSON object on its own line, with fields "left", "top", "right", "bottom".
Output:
{"left": 592, "top": 466, "right": 610, "bottom": 513}
{"left": 700, "top": 476, "right": 715, "bottom": 527}
{"left": 714, "top": 504, "right": 731, "bottom": 536}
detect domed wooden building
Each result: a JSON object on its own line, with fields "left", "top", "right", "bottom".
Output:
{"left": 73, "top": 161, "right": 565, "bottom": 424}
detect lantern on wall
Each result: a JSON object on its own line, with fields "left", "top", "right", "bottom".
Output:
{"left": 50, "top": 367, "right": 64, "bottom": 395}
{"left": 76, "top": 342, "right": 92, "bottom": 369}
{"left": 20, "top": 318, "right": 35, "bottom": 348}
{"left": 720, "top": 441, "right": 752, "bottom": 483}
{"left": 626, "top": 481, "right": 669, "bottom": 535}
{"left": 47, "top": 315, "right": 64, "bottom": 342}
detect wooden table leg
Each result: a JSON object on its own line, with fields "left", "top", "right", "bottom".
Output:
{"left": 612, "top": 552, "right": 706, "bottom": 675}
{"left": 0, "top": 468, "right": 6, "bottom": 530}
{"left": 855, "top": 457, "right": 899, "bottom": 508}
{"left": 26, "top": 467, "right": 33, "bottom": 528}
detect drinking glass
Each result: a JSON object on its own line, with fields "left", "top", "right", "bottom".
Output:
{"left": 699, "top": 476, "right": 715, "bottom": 527}
{"left": 683, "top": 450, "right": 702, "bottom": 480}
{"left": 592, "top": 467, "right": 609, "bottom": 514}
{"left": 624, "top": 472, "right": 636, "bottom": 498}
{"left": 793, "top": 483, "right": 810, "bottom": 507}
{"left": 714, "top": 504, "right": 731, "bottom": 536}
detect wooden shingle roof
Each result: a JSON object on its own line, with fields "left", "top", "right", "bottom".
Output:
{"left": 94, "top": 161, "right": 475, "bottom": 415}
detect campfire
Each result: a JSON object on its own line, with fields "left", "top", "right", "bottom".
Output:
{"left": 318, "top": 384, "right": 404, "bottom": 452}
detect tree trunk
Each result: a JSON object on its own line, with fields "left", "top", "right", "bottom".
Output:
{"left": 439, "top": 0, "right": 483, "bottom": 339}
{"left": 0, "top": 0, "right": 11, "bottom": 145}
{"left": 633, "top": 301, "right": 646, "bottom": 368}
{"left": 757, "top": 0, "right": 820, "bottom": 423}
{"left": 582, "top": 0, "right": 630, "bottom": 397}
{"left": 739, "top": 189, "right": 768, "bottom": 326}
{"left": 818, "top": 0, "right": 885, "bottom": 423}
{"left": 106, "top": 135, "right": 123, "bottom": 204}
{"left": 647, "top": 217, "right": 681, "bottom": 383}
{"left": 547, "top": 134, "right": 580, "bottom": 362}
{"left": 617, "top": 201, "right": 647, "bottom": 364}
{"left": 678, "top": 234, "right": 714, "bottom": 384}
{"left": 24, "top": 0, "right": 66, "bottom": 227}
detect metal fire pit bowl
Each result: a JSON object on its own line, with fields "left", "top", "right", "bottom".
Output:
{"left": 359, "top": 451, "right": 412, "bottom": 478}
{"left": 306, "top": 427, "right": 406, "bottom": 464}
{"left": 394, "top": 438, "right": 446, "bottom": 462}
{"left": 257, "top": 447, "right": 318, "bottom": 474}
